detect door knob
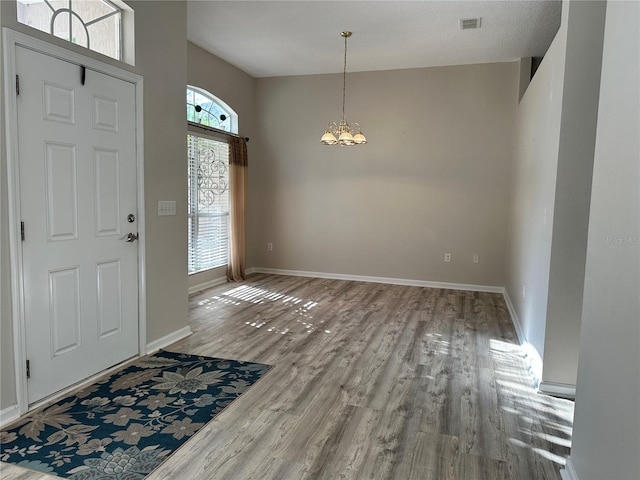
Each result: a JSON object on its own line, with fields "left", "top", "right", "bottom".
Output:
{"left": 125, "top": 233, "right": 138, "bottom": 242}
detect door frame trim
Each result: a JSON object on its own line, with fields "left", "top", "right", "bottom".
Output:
{"left": 2, "top": 28, "right": 146, "bottom": 415}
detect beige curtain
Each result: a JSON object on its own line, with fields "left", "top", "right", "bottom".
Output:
{"left": 227, "top": 136, "right": 248, "bottom": 282}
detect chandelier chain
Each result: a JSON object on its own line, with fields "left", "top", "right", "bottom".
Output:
{"left": 342, "top": 33, "right": 348, "bottom": 122}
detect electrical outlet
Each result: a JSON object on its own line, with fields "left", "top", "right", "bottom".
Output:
{"left": 444, "top": 253, "right": 452, "bottom": 263}
{"left": 267, "top": 242, "right": 273, "bottom": 251}
{"left": 473, "top": 254, "right": 480, "bottom": 264}
{"left": 522, "top": 283, "right": 526, "bottom": 299}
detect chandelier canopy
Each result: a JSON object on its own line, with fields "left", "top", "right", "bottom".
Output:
{"left": 320, "top": 31, "right": 367, "bottom": 146}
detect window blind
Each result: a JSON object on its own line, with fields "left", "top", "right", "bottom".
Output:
{"left": 187, "top": 134, "right": 230, "bottom": 274}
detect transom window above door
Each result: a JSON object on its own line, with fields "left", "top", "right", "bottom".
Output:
{"left": 16, "top": 0, "right": 123, "bottom": 61}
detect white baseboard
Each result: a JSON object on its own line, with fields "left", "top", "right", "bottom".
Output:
{"left": 250, "top": 267, "right": 504, "bottom": 293}
{"left": 188, "top": 276, "right": 228, "bottom": 295}
{"left": 521, "top": 343, "right": 543, "bottom": 389}
{"left": 560, "top": 457, "right": 579, "bottom": 480}
{"left": 0, "top": 404, "right": 20, "bottom": 428}
{"left": 538, "top": 381, "right": 576, "bottom": 399}
{"left": 502, "top": 289, "right": 542, "bottom": 388}
{"left": 145, "top": 326, "right": 193, "bottom": 355}
{"left": 502, "top": 289, "right": 525, "bottom": 344}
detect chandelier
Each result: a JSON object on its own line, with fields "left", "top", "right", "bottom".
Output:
{"left": 320, "top": 31, "right": 367, "bottom": 146}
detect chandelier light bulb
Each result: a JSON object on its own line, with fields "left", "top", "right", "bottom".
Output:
{"left": 320, "top": 128, "right": 338, "bottom": 145}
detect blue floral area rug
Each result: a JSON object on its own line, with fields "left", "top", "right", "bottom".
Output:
{"left": 0, "top": 350, "right": 270, "bottom": 479}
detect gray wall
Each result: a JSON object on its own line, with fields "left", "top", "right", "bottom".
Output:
{"left": 506, "top": 9, "right": 567, "bottom": 381}
{"left": 505, "top": 0, "right": 606, "bottom": 389}
{"left": 253, "top": 62, "right": 518, "bottom": 287}
{"left": 131, "top": 1, "right": 188, "bottom": 344}
{"left": 187, "top": 41, "right": 256, "bottom": 290}
{"left": 542, "top": 0, "right": 605, "bottom": 388}
{"left": 0, "top": 1, "right": 189, "bottom": 411}
{"left": 568, "top": 0, "right": 640, "bottom": 478}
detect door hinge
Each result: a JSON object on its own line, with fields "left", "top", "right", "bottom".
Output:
{"left": 16, "top": 74, "right": 20, "bottom": 96}
{"left": 21, "top": 221, "right": 25, "bottom": 241}
{"left": 26, "top": 359, "right": 30, "bottom": 379}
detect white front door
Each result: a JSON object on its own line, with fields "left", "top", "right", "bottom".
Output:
{"left": 16, "top": 45, "right": 139, "bottom": 405}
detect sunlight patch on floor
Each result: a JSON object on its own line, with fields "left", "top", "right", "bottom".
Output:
{"left": 424, "top": 333, "right": 450, "bottom": 355}
{"left": 490, "top": 337, "right": 574, "bottom": 467}
{"left": 198, "top": 286, "right": 325, "bottom": 335}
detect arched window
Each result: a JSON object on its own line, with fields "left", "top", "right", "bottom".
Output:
{"left": 17, "top": 0, "right": 124, "bottom": 61}
{"left": 187, "top": 86, "right": 238, "bottom": 134}
{"left": 186, "top": 86, "right": 238, "bottom": 274}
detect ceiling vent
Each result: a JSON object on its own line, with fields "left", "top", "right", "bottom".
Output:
{"left": 460, "top": 17, "right": 482, "bottom": 30}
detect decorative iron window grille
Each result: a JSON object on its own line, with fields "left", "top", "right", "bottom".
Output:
{"left": 187, "top": 134, "right": 230, "bottom": 273}
{"left": 17, "top": 0, "right": 123, "bottom": 61}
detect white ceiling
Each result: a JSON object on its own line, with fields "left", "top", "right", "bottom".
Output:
{"left": 187, "top": 0, "right": 562, "bottom": 78}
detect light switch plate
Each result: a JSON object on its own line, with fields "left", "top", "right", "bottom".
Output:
{"left": 158, "top": 200, "right": 176, "bottom": 216}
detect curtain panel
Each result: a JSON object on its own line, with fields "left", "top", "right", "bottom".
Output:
{"left": 227, "top": 136, "right": 248, "bottom": 281}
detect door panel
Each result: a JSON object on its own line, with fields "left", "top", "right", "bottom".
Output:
{"left": 49, "top": 267, "right": 81, "bottom": 356}
{"left": 44, "top": 142, "right": 78, "bottom": 241}
{"left": 16, "top": 45, "right": 139, "bottom": 404}
{"left": 43, "top": 82, "right": 76, "bottom": 124}
{"left": 93, "top": 95, "right": 119, "bottom": 132}
{"left": 96, "top": 260, "right": 123, "bottom": 338}
{"left": 94, "top": 148, "right": 121, "bottom": 236}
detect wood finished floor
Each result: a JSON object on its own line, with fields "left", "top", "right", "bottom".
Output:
{"left": 1, "top": 274, "right": 574, "bottom": 480}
